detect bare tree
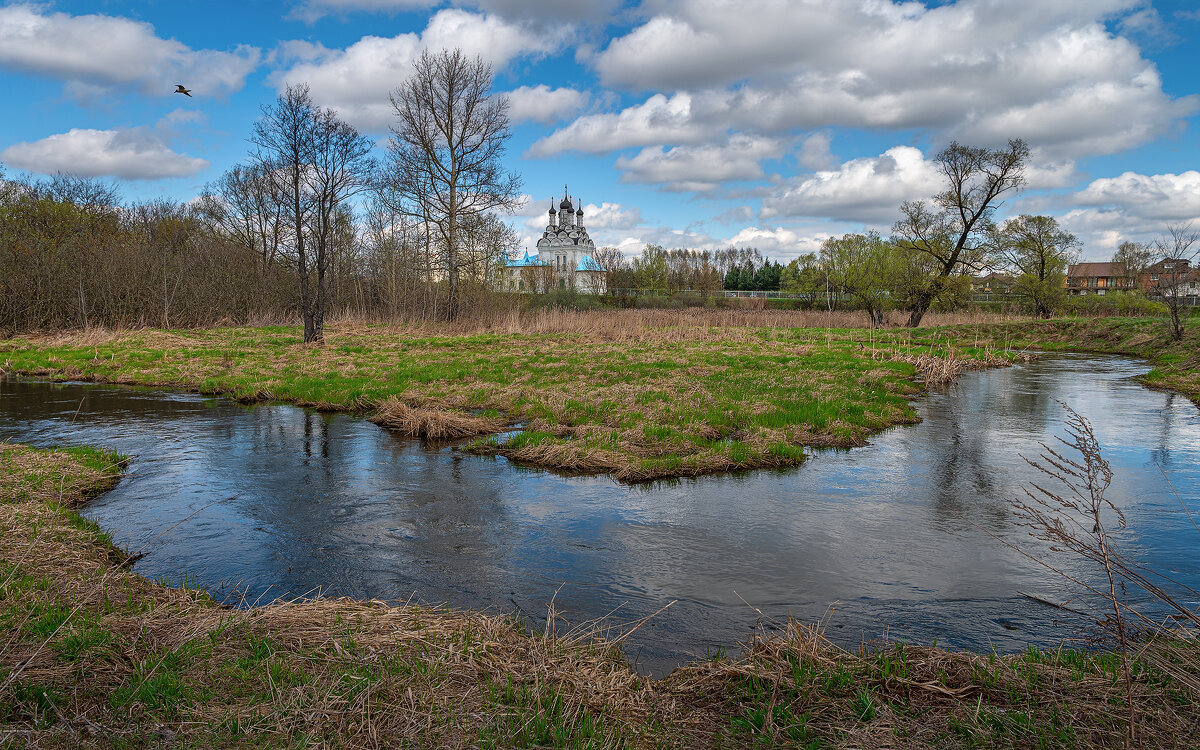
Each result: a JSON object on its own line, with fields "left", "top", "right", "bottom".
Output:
{"left": 892, "top": 139, "right": 1029, "bottom": 327}
{"left": 521, "top": 264, "right": 556, "bottom": 294}
{"left": 458, "top": 211, "right": 521, "bottom": 287}
{"left": 592, "top": 247, "right": 625, "bottom": 274}
{"left": 382, "top": 49, "right": 522, "bottom": 321}
{"left": 362, "top": 198, "right": 444, "bottom": 319}
{"left": 991, "top": 214, "right": 1080, "bottom": 318}
{"left": 199, "top": 163, "right": 288, "bottom": 278}
{"left": 251, "top": 84, "right": 373, "bottom": 343}
{"left": 305, "top": 107, "right": 375, "bottom": 339}
{"left": 1112, "top": 240, "right": 1153, "bottom": 292}
{"left": 1152, "top": 224, "right": 1198, "bottom": 341}
{"left": 129, "top": 200, "right": 195, "bottom": 328}
{"left": 44, "top": 172, "right": 120, "bottom": 209}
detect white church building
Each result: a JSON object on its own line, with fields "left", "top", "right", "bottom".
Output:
{"left": 502, "top": 189, "right": 607, "bottom": 294}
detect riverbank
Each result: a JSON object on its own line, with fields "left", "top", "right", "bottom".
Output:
{"left": 2, "top": 442, "right": 1196, "bottom": 748}
{"left": 0, "top": 314, "right": 1016, "bottom": 481}
{"left": 941, "top": 315, "right": 1200, "bottom": 404}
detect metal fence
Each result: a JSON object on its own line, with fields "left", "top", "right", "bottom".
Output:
{"left": 606, "top": 288, "right": 1200, "bottom": 307}
{"left": 608, "top": 288, "right": 827, "bottom": 300}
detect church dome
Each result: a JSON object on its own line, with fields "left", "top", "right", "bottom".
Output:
{"left": 559, "top": 196, "right": 573, "bottom": 211}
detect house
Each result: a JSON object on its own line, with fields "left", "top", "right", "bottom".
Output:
{"left": 972, "top": 272, "right": 1014, "bottom": 295}
{"left": 1065, "top": 262, "right": 1132, "bottom": 295}
{"left": 500, "top": 188, "right": 607, "bottom": 294}
{"left": 1141, "top": 258, "right": 1194, "bottom": 295}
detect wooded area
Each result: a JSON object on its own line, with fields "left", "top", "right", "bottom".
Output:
{"left": 2, "top": 53, "right": 1194, "bottom": 336}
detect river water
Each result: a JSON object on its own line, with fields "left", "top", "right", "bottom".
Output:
{"left": 2, "top": 354, "right": 1198, "bottom": 675}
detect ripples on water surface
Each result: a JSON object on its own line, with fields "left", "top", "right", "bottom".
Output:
{"left": 2, "top": 354, "right": 1198, "bottom": 675}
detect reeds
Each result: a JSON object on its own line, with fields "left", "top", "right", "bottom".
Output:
{"left": 326, "top": 306, "right": 1027, "bottom": 340}
{"left": 368, "top": 396, "right": 505, "bottom": 439}
{"left": 992, "top": 402, "right": 1200, "bottom": 748}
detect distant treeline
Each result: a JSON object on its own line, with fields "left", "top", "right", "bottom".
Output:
{"left": 601, "top": 246, "right": 785, "bottom": 293}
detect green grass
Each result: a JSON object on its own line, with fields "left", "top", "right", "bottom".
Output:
{"left": 0, "top": 324, "right": 1017, "bottom": 481}
{"left": 940, "top": 315, "right": 1200, "bottom": 404}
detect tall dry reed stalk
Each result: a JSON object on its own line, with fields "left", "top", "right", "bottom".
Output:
{"left": 1012, "top": 404, "right": 1135, "bottom": 746}
{"left": 325, "top": 306, "right": 1029, "bottom": 340}
{"left": 999, "top": 402, "right": 1200, "bottom": 748}
{"left": 13, "top": 305, "right": 1030, "bottom": 341}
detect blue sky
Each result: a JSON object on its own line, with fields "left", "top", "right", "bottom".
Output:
{"left": 1, "top": 0, "right": 1198, "bottom": 262}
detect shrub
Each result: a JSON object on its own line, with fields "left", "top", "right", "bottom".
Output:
{"left": 1061, "top": 292, "right": 1167, "bottom": 317}
{"left": 523, "top": 288, "right": 604, "bottom": 311}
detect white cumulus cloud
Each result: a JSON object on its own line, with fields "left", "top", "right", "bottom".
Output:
{"left": 721, "top": 226, "right": 827, "bottom": 258}
{"left": 290, "top": 0, "right": 617, "bottom": 22}
{"left": 578, "top": 201, "right": 643, "bottom": 230}
{"left": 1, "top": 128, "right": 208, "bottom": 180}
{"left": 527, "top": 93, "right": 711, "bottom": 157}
{"left": 274, "top": 9, "right": 560, "bottom": 131}
{"left": 615, "top": 135, "right": 785, "bottom": 192}
{"left": 1074, "top": 170, "right": 1200, "bottom": 222}
{"left": 760, "top": 146, "right": 941, "bottom": 224}
{"left": 0, "top": 4, "right": 259, "bottom": 98}
{"left": 541, "top": 0, "right": 1195, "bottom": 162}
{"left": 505, "top": 85, "right": 587, "bottom": 124}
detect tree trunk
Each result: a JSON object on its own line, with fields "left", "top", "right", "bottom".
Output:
{"left": 312, "top": 303, "right": 325, "bottom": 342}
{"left": 313, "top": 257, "right": 327, "bottom": 344}
{"left": 906, "top": 295, "right": 931, "bottom": 328}
{"left": 78, "top": 278, "right": 88, "bottom": 330}
{"left": 446, "top": 199, "right": 459, "bottom": 322}
{"left": 303, "top": 304, "right": 316, "bottom": 343}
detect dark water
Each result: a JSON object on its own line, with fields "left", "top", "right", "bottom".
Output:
{"left": 2, "top": 355, "right": 1198, "bottom": 675}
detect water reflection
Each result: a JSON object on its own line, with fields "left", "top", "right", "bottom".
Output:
{"left": 1, "top": 354, "right": 1197, "bottom": 676}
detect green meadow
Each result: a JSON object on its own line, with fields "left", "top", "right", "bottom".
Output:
{"left": 0, "top": 320, "right": 1017, "bottom": 480}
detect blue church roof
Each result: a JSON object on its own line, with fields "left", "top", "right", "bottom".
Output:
{"left": 575, "top": 255, "right": 604, "bottom": 272}
{"left": 503, "top": 251, "right": 548, "bottom": 268}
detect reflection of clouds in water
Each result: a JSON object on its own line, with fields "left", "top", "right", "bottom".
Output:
{"left": 0, "top": 355, "right": 1197, "bottom": 676}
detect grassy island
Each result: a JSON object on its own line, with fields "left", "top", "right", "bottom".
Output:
{"left": 2, "top": 441, "right": 1197, "bottom": 748}
{"left": 0, "top": 310, "right": 1030, "bottom": 482}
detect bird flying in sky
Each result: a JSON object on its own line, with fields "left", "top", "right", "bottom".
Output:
{"left": 174, "top": 85, "right": 192, "bottom": 97}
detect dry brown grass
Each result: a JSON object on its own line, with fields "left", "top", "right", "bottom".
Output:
{"left": 325, "top": 306, "right": 1027, "bottom": 340}
{"left": 12, "top": 303, "right": 1031, "bottom": 345}
{"left": 368, "top": 396, "right": 507, "bottom": 439}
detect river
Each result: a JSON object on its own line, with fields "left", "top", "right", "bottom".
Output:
{"left": 2, "top": 354, "right": 1197, "bottom": 675}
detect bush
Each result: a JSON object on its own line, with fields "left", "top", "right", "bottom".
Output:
{"left": 634, "top": 295, "right": 683, "bottom": 309}
{"left": 524, "top": 288, "right": 604, "bottom": 311}
{"left": 671, "top": 292, "right": 708, "bottom": 308}
{"left": 1061, "top": 292, "right": 1167, "bottom": 317}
